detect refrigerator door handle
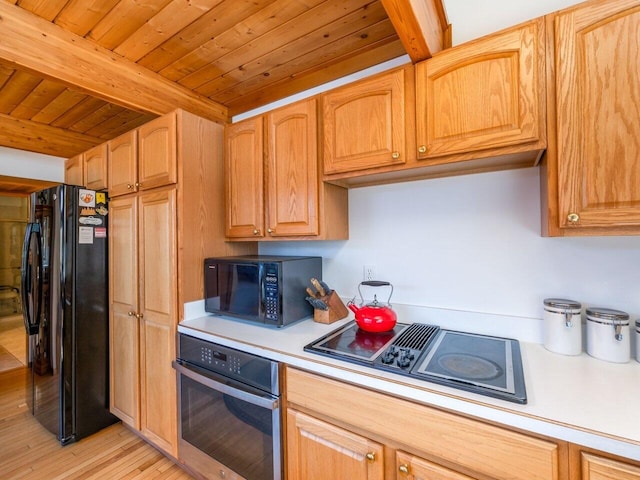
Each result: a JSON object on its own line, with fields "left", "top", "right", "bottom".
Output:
{"left": 21, "top": 222, "right": 42, "bottom": 336}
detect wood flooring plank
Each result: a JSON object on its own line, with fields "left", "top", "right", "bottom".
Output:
{"left": 0, "top": 367, "right": 194, "bottom": 479}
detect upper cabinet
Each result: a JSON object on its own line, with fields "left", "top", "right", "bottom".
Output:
{"left": 541, "top": 0, "right": 640, "bottom": 236}
{"left": 225, "top": 98, "right": 348, "bottom": 241}
{"left": 321, "top": 20, "right": 546, "bottom": 188}
{"left": 64, "top": 144, "right": 108, "bottom": 190}
{"left": 64, "top": 154, "right": 83, "bottom": 186}
{"left": 416, "top": 17, "right": 546, "bottom": 161}
{"left": 108, "top": 114, "right": 177, "bottom": 197}
{"left": 322, "top": 66, "right": 413, "bottom": 175}
{"left": 83, "top": 144, "right": 108, "bottom": 190}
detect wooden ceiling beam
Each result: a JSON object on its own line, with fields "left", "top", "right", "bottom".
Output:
{"left": 380, "top": 0, "right": 451, "bottom": 62}
{"left": 0, "top": 2, "right": 229, "bottom": 124}
{"left": 0, "top": 112, "right": 102, "bottom": 157}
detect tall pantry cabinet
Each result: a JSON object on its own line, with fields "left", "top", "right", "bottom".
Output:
{"left": 108, "top": 110, "right": 256, "bottom": 457}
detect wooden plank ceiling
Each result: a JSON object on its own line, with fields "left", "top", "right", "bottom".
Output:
{"left": 0, "top": 0, "right": 448, "bottom": 160}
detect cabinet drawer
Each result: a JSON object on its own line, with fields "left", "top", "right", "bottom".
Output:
{"left": 580, "top": 452, "right": 640, "bottom": 480}
{"left": 286, "top": 367, "right": 562, "bottom": 480}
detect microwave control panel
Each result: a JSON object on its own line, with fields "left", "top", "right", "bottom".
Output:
{"left": 264, "top": 264, "right": 279, "bottom": 321}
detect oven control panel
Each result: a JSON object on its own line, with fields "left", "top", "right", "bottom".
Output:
{"left": 178, "top": 333, "right": 280, "bottom": 395}
{"left": 199, "top": 345, "right": 242, "bottom": 375}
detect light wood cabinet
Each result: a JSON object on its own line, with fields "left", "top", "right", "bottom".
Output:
{"left": 286, "top": 367, "right": 567, "bottom": 480}
{"left": 64, "top": 154, "right": 83, "bottom": 186}
{"left": 82, "top": 143, "right": 108, "bottom": 190}
{"left": 322, "top": 66, "right": 413, "bottom": 175}
{"left": 225, "top": 98, "right": 348, "bottom": 240}
{"left": 396, "top": 451, "right": 476, "bottom": 480}
{"left": 108, "top": 114, "right": 176, "bottom": 197}
{"left": 109, "top": 195, "right": 139, "bottom": 429}
{"left": 108, "top": 130, "right": 137, "bottom": 197}
{"left": 109, "top": 110, "right": 257, "bottom": 458}
{"left": 541, "top": 0, "right": 640, "bottom": 236}
{"left": 578, "top": 452, "right": 640, "bottom": 480}
{"left": 224, "top": 117, "right": 264, "bottom": 238}
{"left": 110, "top": 187, "right": 177, "bottom": 455}
{"left": 416, "top": 17, "right": 546, "bottom": 161}
{"left": 287, "top": 409, "right": 384, "bottom": 480}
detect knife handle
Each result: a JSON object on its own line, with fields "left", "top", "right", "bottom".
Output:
{"left": 310, "top": 278, "right": 326, "bottom": 297}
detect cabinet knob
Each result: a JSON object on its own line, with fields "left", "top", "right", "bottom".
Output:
{"left": 365, "top": 452, "right": 376, "bottom": 462}
{"left": 135, "top": 182, "right": 141, "bottom": 188}
{"left": 128, "top": 311, "right": 135, "bottom": 316}
{"left": 398, "top": 464, "right": 410, "bottom": 475}
{"left": 253, "top": 229, "right": 260, "bottom": 235}
{"left": 127, "top": 184, "right": 133, "bottom": 190}
{"left": 567, "top": 213, "right": 580, "bottom": 223}
{"left": 391, "top": 151, "right": 400, "bottom": 160}
{"left": 418, "top": 145, "right": 427, "bottom": 154}
{"left": 267, "top": 228, "right": 273, "bottom": 234}
{"left": 136, "top": 313, "right": 144, "bottom": 320}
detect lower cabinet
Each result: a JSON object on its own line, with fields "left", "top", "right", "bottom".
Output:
{"left": 285, "top": 367, "right": 567, "bottom": 480}
{"left": 573, "top": 449, "right": 640, "bottom": 480}
{"left": 396, "top": 451, "right": 476, "bottom": 480}
{"left": 287, "top": 409, "right": 384, "bottom": 480}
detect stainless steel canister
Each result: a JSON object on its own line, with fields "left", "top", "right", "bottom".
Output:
{"left": 543, "top": 298, "right": 582, "bottom": 355}
{"left": 586, "top": 308, "right": 630, "bottom": 363}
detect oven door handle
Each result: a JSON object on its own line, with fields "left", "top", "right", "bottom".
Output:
{"left": 173, "top": 360, "right": 279, "bottom": 410}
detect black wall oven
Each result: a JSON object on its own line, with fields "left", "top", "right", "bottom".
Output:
{"left": 174, "top": 334, "right": 282, "bottom": 480}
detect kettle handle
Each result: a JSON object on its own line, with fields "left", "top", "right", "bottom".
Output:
{"left": 358, "top": 281, "right": 394, "bottom": 306}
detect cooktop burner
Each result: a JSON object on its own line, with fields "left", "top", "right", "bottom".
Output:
{"left": 304, "top": 321, "right": 526, "bottom": 404}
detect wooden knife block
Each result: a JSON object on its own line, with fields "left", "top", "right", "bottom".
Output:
{"left": 313, "top": 291, "right": 349, "bottom": 324}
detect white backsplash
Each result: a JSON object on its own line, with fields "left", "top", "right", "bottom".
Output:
{"left": 259, "top": 168, "right": 640, "bottom": 340}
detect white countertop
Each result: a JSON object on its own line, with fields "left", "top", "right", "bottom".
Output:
{"left": 178, "top": 314, "right": 640, "bottom": 461}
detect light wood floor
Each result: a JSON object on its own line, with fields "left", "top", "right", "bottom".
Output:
{"left": 0, "top": 314, "right": 27, "bottom": 369}
{"left": 0, "top": 365, "right": 195, "bottom": 479}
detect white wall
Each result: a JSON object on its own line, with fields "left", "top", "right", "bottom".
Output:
{"left": 445, "top": 0, "right": 584, "bottom": 45}
{"left": 260, "top": 168, "right": 640, "bottom": 322}
{"left": 0, "top": 147, "right": 64, "bottom": 182}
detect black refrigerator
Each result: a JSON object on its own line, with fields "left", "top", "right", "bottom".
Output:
{"left": 21, "top": 184, "right": 117, "bottom": 445}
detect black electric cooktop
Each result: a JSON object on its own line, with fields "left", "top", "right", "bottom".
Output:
{"left": 304, "top": 321, "right": 527, "bottom": 404}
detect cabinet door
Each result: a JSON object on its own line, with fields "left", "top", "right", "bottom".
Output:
{"left": 323, "top": 68, "right": 408, "bottom": 174}
{"left": 266, "top": 98, "right": 319, "bottom": 237}
{"left": 396, "top": 451, "right": 475, "bottom": 480}
{"left": 581, "top": 452, "right": 640, "bottom": 480}
{"left": 554, "top": 0, "right": 640, "bottom": 229}
{"left": 416, "top": 18, "right": 544, "bottom": 158}
{"left": 108, "top": 130, "right": 138, "bottom": 197}
{"left": 64, "top": 155, "right": 83, "bottom": 186}
{"left": 83, "top": 143, "right": 108, "bottom": 190}
{"left": 109, "top": 195, "right": 140, "bottom": 429}
{"left": 138, "top": 188, "right": 178, "bottom": 456}
{"left": 138, "top": 113, "right": 177, "bottom": 191}
{"left": 287, "top": 409, "right": 384, "bottom": 480}
{"left": 224, "top": 117, "right": 265, "bottom": 238}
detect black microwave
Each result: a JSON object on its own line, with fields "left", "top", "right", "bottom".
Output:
{"left": 204, "top": 255, "right": 322, "bottom": 327}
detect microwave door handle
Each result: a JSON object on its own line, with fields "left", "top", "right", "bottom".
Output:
{"left": 260, "top": 264, "right": 266, "bottom": 314}
{"left": 173, "top": 361, "right": 279, "bottom": 410}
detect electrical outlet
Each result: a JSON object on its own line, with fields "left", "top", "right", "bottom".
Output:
{"left": 363, "top": 264, "right": 376, "bottom": 281}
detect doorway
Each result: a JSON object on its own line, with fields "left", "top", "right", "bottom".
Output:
{"left": 0, "top": 195, "right": 28, "bottom": 372}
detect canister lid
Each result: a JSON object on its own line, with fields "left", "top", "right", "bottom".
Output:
{"left": 586, "top": 307, "right": 629, "bottom": 322}
{"left": 543, "top": 298, "right": 581, "bottom": 309}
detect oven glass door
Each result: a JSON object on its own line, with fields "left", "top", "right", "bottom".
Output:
{"left": 176, "top": 362, "right": 280, "bottom": 480}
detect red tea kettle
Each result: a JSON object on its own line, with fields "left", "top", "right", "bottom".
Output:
{"left": 348, "top": 281, "right": 397, "bottom": 332}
